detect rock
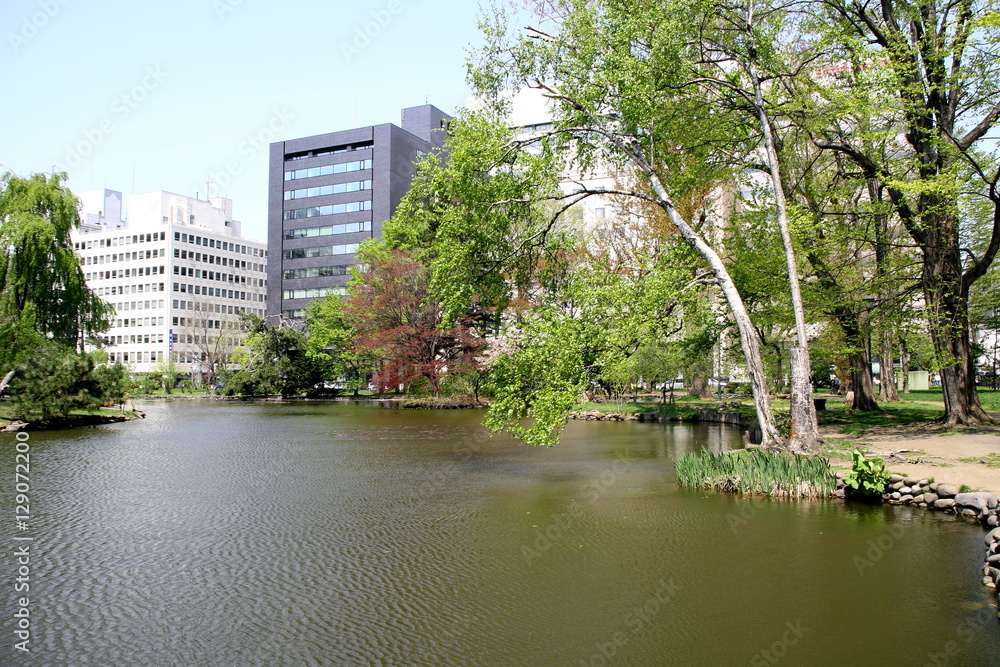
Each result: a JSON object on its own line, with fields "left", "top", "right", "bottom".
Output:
{"left": 900, "top": 486, "right": 912, "bottom": 495}
{"left": 918, "top": 478, "right": 929, "bottom": 487}
{"left": 904, "top": 476, "right": 920, "bottom": 486}
{"left": 900, "top": 494, "right": 914, "bottom": 504}
{"left": 991, "top": 496, "right": 999, "bottom": 511}
{"left": 923, "top": 492, "right": 939, "bottom": 504}
{"left": 988, "top": 554, "right": 1000, "bottom": 565}
{"left": 990, "top": 516, "right": 1000, "bottom": 529}
{"left": 955, "top": 492, "right": 993, "bottom": 511}
{"left": 834, "top": 488, "right": 846, "bottom": 498}
{"left": 986, "top": 576, "right": 994, "bottom": 586}
{"left": 891, "top": 491, "right": 902, "bottom": 501}
{"left": 890, "top": 474, "right": 905, "bottom": 483}
{"left": 891, "top": 481, "right": 905, "bottom": 491}
{"left": 930, "top": 482, "right": 940, "bottom": 492}
{"left": 985, "top": 527, "right": 1000, "bottom": 546}
{"left": 934, "top": 498, "right": 957, "bottom": 509}
{"left": 961, "top": 508, "right": 979, "bottom": 517}
{"left": 937, "top": 484, "right": 959, "bottom": 498}
{"left": 913, "top": 494, "right": 925, "bottom": 504}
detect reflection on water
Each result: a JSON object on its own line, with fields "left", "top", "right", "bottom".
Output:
{"left": 1, "top": 400, "right": 997, "bottom": 666}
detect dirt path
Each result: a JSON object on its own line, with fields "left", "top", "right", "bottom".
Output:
{"left": 822, "top": 420, "right": 1000, "bottom": 494}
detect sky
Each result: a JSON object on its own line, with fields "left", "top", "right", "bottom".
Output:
{"left": 1, "top": 0, "right": 494, "bottom": 240}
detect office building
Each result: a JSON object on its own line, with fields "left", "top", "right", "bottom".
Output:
{"left": 72, "top": 189, "right": 268, "bottom": 378}
{"left": 267, "top": 103, "right": 452, "bottom": 318}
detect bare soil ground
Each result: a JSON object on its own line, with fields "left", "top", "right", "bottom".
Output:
{"left": 822, "top": 416, "right": 1000, "bottom": 494}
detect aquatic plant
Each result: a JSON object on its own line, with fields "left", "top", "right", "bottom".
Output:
{"left": 674, "top": 448, "right": 836, "bottom": 498}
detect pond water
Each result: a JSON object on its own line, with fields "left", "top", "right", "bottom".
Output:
{"left": 2, "top": 400, "right": 998, "bottom": 666}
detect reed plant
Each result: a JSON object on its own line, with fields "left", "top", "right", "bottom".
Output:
{"left": 674, "top": 448, "right": 836, "bottom": 498}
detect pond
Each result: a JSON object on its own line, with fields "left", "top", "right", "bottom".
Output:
{"left": 2, "top": 400, "right": 998, "bottom": 665}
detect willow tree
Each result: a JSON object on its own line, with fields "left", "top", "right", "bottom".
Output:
{"left": 804, "top": 0, "right": 1000, "bottom": 425}
{"left": 0, "top": 172, "right": 112, "bottom": 367}
{"left": 473, "top": 0, "right": 795, "bottom": 445}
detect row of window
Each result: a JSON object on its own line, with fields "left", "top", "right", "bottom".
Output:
{"left": 172, "top": 283, "right": 262, "bottom": 301}
{"left": 171, "top": 317, "right": 227, "bottom": 329}
{"left": 172, "top": 266, "right": 264, "bottom": 287}
{"left": 283, "top": 265, "right": 349, "bottom": 280}
{"left": 115, "top": 317, "right": 165, "bottom": 328}
{"left": 172, "top": 300, "right": 243, "bottom": 314}
{"left": 283, "top": 200, "right": 371, "bottom": 220}
{"left": 172, "top": 248, "right": 263, "bottom": 271}
{"left": 284, "top": 159, "right": 372, "bottom": 181}
{"left": 106, "top": 333, "right": 164, "bottom": 346}
{"left": 75, "top": 231, "right": 166, "bottom": 250}
{"left": 282, "top": 221, "right": 371, "bottom": 240}
{"left": 117, "top": 300, "right": 165, "bottom": 311}
{"left": 87, "top": 266, "right": 165, "bottom": 281}
{"left": 282, "top": 243, "right": 360, "bottom": 259}
{"left": 282, "top": 309, "right": 307, "bottom": 319}
{"left": 286, "top": 141, "right": 373, "bottom": 161}
{"left": 96, "top": 283, "right": 164, "bottom": 297}
{"left": 108, "top": 350, "right": 163, "bottom": 364}
{"left": 282, "top": 287, "right": 346, "bottom": 300}
{"left": 84, "top": 249, "right": 162, "bottom": 264}
{"left": 284, "top": 180, "right": 372, "bottom": 200}
{"left": 174, "top": 232, "right": 264, "bottom": 256}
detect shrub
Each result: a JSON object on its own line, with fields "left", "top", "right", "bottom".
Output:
{"left": 843, "top": 450, "right": 890, "bottom": 497}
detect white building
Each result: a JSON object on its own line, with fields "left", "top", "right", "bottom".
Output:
{"left": 72, "top": 189, "right": 268, "bottom": 378}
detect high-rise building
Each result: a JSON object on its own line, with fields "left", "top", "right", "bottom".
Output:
{"left": 72, "top": 189, "right": 268, "bottom": 379}
{"left": 267, "top": 103, "right": 452, "bottom": 318}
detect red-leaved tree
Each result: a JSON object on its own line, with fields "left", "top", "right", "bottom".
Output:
{"left": 346, "top": 249, "right": 484, "bottom": 396}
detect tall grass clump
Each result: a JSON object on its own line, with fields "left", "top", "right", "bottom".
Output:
{"left": 674, "top": 448, "right": 836, "bottom": 498}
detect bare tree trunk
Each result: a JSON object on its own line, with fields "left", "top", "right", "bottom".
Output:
{"left": 751, "top": 70, "right": 819, "bottom": 452}
{"left": 879, "top": 332, "right": 900, "bottom": 402}
{"left": 900, "top": 339, "right": 910, "bottom": 393}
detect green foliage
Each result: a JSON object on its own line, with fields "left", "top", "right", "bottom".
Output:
{"left": 0, "top": 172, "right": 112, "bottom": 365}
{"left": 674, "top": 448, "right": 836, "bottom": 497}
{"left": 6, "top": 342, "right": 130, "bottom": 420}
{"left": 843, "top": 449, "right": 890, "bottom": 497}
{"left": 222, "top": 315, "right": 329, "bottom": 397}
{"left": 304, "top": 294, "right": 371, "bottom": 395}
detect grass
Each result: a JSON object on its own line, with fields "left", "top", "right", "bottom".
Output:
{"left": 817, "top": 399, "right": 942, "bottom": 434}
{"left": 674, "top": 448, "right": 837, "bottom": 498}
{"left": 958, "top": 452, "right": 1000, "bottom": 468}
{"left": 899, "top": 387, "right": 1000, "bottom": 412}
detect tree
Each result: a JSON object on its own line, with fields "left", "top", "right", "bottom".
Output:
{"left": 304, "top": 294, "right": 372, "bottom": 396}
{"left": 345, "top": 247, "right": 484, "bottom": 397}
{"left": 471, "top": 0, "right": 793, "bottom": 445}
{"left": 222, "top": 314, "right": 327, "bottom": 397}
{"left": 804, "top": 0, "right": 1000, "bottom": 425}
{"left": 6, "top": 343, "right": 130, "bottom": 421}
{"left": 0, "top": 172, "right": 112, "bottom": 366}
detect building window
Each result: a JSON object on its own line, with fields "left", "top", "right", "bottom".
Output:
{"left": 282, "top": 287, "right": 346, "bottom": 299}
{"left": 284, "top": 159, "right": 372, "bottom": 181}
{"left": 283, "top": 265, "right": 350, "bottom": 279}
{"left": 282, "top": 243, "right": 360, "bottom": 259}
{"left": 282, "top": 222, "right": 370, "bottom": 240}
{"left": 282, "top": 200, "right": 372, "bottom": 220}
{"left": 283, "top": 180, "right": 372, "bottom": 200}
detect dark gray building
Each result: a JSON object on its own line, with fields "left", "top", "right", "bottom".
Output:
{"left": 267, "top": 104, "right": 452, "bottom": 318}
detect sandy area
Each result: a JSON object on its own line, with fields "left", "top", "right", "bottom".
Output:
{"left": 822, "top": 416, "right": 1000, "bottom": 495}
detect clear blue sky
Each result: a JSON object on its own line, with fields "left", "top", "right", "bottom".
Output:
{"left": 1, "top": 0, "right": 490, "bottom": 240}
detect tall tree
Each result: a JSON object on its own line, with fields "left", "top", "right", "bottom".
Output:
{"left": 0, "top": 172, "right": 112, "bottom": 366}
{"left": 472, "top": 0, "right": 789, "bottom": 446}
{"left": 804, "top": 0, "right": 1000, "bottom": 425}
